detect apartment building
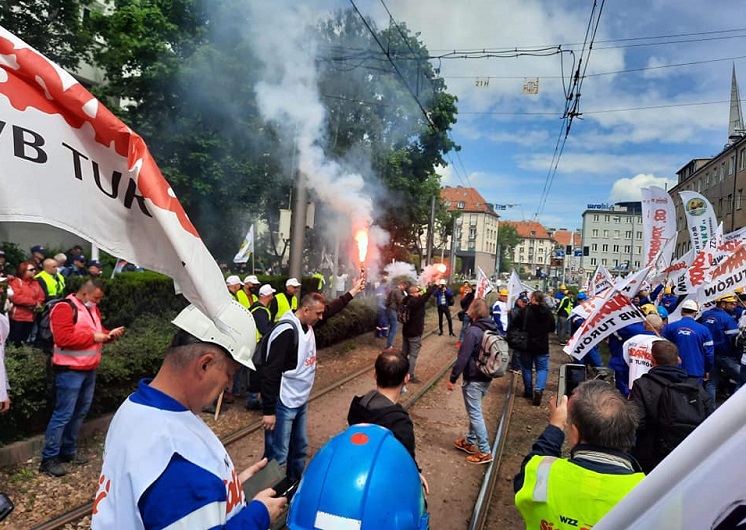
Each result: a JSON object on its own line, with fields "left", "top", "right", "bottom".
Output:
{"left": 579, "top": 202, "right": 644, "bottom": 278}
{"left": 440, "top": 186, "right": 500, "bottom": 276}
{"left": 503, "top": 221, "right": 554, "bottom": 277}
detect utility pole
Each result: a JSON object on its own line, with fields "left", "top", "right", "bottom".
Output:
{"left": 288, "top": 170, "right": 307, "bottom": 294}
{"left": 426, "top": 195, "right": 436, "bottom": 266}
{"left": 450, "top": 216, "right": 457, "bottom": 280}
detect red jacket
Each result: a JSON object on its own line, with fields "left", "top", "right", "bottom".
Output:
{"left": 8, "top": 276, "right": 44, "bottom": 322}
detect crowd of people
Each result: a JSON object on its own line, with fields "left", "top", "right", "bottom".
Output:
{"left": 5, "top": 250, "right": 746, "bottom": 528}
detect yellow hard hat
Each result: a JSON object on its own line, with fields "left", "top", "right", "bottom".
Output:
{"left": 640, "top": 304, "right": 658, "bottom": 316}
{"left": 716, "top": 294, "right": 738, "bottom": 303}
{"left": 499, "top": 288, "right": 508, "bottom": 296}
{"left": 559, "top": 284, "right": 567, "bottom": 291}
{"left": 736, "top": 287, "right": 744, "bottom": 294}
{"left": 664, "top": 286, "right": 672, "bottom": 295}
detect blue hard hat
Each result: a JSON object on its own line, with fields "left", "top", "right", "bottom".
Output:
{"left": 577, "top": 292, "right": 588, "bottom": 301}
{"left": 287, "top": 424, "right": 429, "bottom": 530}
{"left": 657, "top": 306, "right": 669, "bottom": 319}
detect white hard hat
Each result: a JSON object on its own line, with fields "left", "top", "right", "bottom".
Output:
{"left": 171, "top": 300, "right": 257, "bottom": 369}
{"left": 681, "top": 299, "right": 699, "bottom": 312}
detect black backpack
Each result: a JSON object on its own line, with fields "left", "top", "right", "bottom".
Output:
{"left": 648, "top": 373, "right": 709, "bottom": 459}
{"left": 38, "top": 298, "right": 77, "bottom": 344}
{"left": 251, "top": 321, "right": 298, "bottom": 371}
{"left": 397, "top": 299, "right": 410, "bottom": 324}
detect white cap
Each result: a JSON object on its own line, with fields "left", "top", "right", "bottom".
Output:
{"left": 681, "top": 299, "right": 699, "bottom": 312}
{"left": 244, "top": 275, "right": 260, "bottom": 285}
{"left": 171, "top": 301, "right": 257, "bottom": 369}
{"left": 438, "top": 279, "right": 447, "bottom": 285}
{"left": 259, "top": 284, "right": 276, "bottom": 296}
{"left": 226, "top": 275, "right": 243, "bottom": 286}
{"left": 286, "top": 277, "right": 301, "bottom": 287}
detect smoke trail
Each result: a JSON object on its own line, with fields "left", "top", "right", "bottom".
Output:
{"left": 247, "top": 2, "right": 374, "bottom": 233}
{"left": 384, "top": 261, "right": 418, "bottom": 285}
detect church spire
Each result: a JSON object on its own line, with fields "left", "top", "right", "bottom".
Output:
{"left": 728, "top": 64, "right": 744, "bottom": 144}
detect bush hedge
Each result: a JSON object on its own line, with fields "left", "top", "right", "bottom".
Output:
{"left": 0, "top": 272, "right": 376, "bottom": 446}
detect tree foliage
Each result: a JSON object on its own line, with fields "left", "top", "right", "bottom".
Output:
{"left": 0, "top": 0, "right": 94, "bottom": 70}
{"left": 497, "top": 223, "right": 521, "bottom": 273}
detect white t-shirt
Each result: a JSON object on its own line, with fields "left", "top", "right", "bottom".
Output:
{"left": 334, "top": 273, "right": 348, "bottom": 293}
{"left": 623, "top": 334, "right": 665, "bottom": 389}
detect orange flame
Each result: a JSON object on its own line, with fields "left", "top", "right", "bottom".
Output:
{"left": 355, "top": 229, "right": 369, "bottom": 263}
{"left": 435, "top": 263, "right": 447, "bottom": 274}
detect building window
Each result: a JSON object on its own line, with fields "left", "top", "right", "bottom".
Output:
{"left": 604, "top": 215, "right": 610, "bottom": 222}
{"left": 592, "top": 229, "right": 599, "bottom": 237}
{"left": 469, "top": 227, "right": 477, "bottom": 240}
{"left": 613, "top": 244, "right": 620, "bottom": 253}
{"left": 538, "top": 256, "right": 544, "bottom": 263}
{"left": 697, "top": 180, "right": 701, "bottom": 193}
{"left": 728, "top": 194, "right": 733, "bottom": 214}
{"left": 468, "top": 241, "right": 475, "bottom": 250}
{"left": 730, "top": 155, "right": 736, "bottom": 175}
{"left": 737, "top": 189, "right": 743, "bottom": 210}
{"left": 636, "top": 231, "right": 642, "bottom": 239}
{"left": 613, "top": 259, "right": 619, "bottom": 267}
{"left": 601, "top": 258, "right": 607, "bottom": 266}
{"left": 624, "top": 245, "right": 630, "bottom": 253}
{"left": 591, "top": 243, "right": 598, "bottom": 251}
{"left": 625, "top": 231, "right": 632, "bottom": 238}
{"left": 602, "top": 244, "right": 609, "bottom": 252}
{"left": 590, "top": 258, "right": 597, "bottom": 265}
{"left": 593, "top": 214, "right": 599, "bottom": 222}
{"left": 718, "top": 198, "right": 723, "bottom": 216}
{"left": 721, "top": 162, "right": 726, "bottom": 182}
{"left": 603, "top": 230, "right": 609, "bottom": 238}
{"left": 636, "top": 246, "right": 641, "bottom": 254}
{"left": 457, "top": 201, "right": 465, "bottom": 209}
{"left": 614, "top": 230, "right": 620, "bottom": 238}
{"left": 740, "top": 149, "right": 745, "bottom": 171}
{"left": 705, "top": 172, "right": 710, "bottom": 187}
{"left": 469, "top": 214, "right": 477, "bottom": 225}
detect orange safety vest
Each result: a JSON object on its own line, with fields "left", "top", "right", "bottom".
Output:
{"left": 51, "top": 295, "right": 104, "bottom": 370}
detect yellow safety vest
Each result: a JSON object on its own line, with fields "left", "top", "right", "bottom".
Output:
{"left": 312, "top": 273, "right": 324, "bottom": 291}
{"left": 275, "top": 292, "right": 297, "bottom": 321}
{"left": 231, "top": 289, "right": 251, "bottom": 309}
{"left": 36, "top": 270, "right": 65, "bottom": 297}
{"left": 250, "top": 304, "right": 271, "bottom": 343}
{"left": 515, "top": 456, "right": 644, "bottom": 529}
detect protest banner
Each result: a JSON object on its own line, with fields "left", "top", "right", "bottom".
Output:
{"left": 641, "top": 186, "right": 677, "bottom": 269}
{"left": 679, "top": 191, "right": 718, "bottom": 254}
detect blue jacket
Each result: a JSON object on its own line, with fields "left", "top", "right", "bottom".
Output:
{"left": 491, "top": 301, "right": 506, "bottom": 335}
{"left": 608, "top": 322, "right": 650, "bottom": 371}
{"left": 660, "top": 294, "right": 679, "bottom": 313}
{"left": 450, "top": 317, "right": 496, "bottom": 383}
{"left": 435, "top": 288, "right": 454, "bottom": 307}
{"left": 699, "top": 307, "right": 739, "bottom": 358}
{"left": 663, "top": 317, "right": 715, "bottom": 377}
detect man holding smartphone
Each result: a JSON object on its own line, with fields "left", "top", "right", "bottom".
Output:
{"left": 514, "top": 381, "right": 644, "bottom": 528}
{"left": 39, "top": 280, "right": 125, "bottom": 478}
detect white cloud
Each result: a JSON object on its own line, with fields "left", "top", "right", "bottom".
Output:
{"left": 608, "top": 173, "right": 677, "bottom": 202}
{"left": 517, "top": 152, "right": 680, "bottom": 177}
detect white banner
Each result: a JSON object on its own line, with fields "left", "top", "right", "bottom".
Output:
{"left": 595, "top": 384, "right": 746, "bottom": 530}
{"left": 615, "top": 267, "right": 652, "bottom": 298}
{"left": 675, "top": 231, "right": 719, "bottom": 295}
{"left": 0, "top": 27, "right": 237, "bottom": 328}
{"left": 698, "top": 242, "right": 746, "bottom": 305}
{"left": 563, "top": 290, "right": 645, "bottom": 360}
{"left": 475, "top": 266, "right": 494, "bottom": 299}
{"left": 648, "top": 236, "right": 678, "bottom": 285}
{"left": 588, "top": 265, "right": 615, "bottom": 297}
{"left": 233, "top": 224, "right": 254, "bottom": 264}
{"left": 507, "top": 270, "right": 523, "bottom": 309}
{"left": 641, "top": 186, "right": 677, "bottom": 269}
{"left": 679, "top": 191, "right": 718, "bottom": 254}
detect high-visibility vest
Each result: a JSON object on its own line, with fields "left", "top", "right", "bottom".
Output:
{"left": 312, "top": 273, "right": 324, "bottom": 291}
{"left": 51, "top": 294, "right": 104, "bottom": 370}
{"left": 515, "top": 455, "right": 644, "bottom": 529}
{"left": 250, "top": 304, "right": 271, "bottom": 343}
{"left": 231, "top": 289, "right": 250, "bottom": 308}
{"left": 275, "top": 292, "right": 297, "bottom": 321}
{"left": 244, "top": 290, "right": 258, "bottom": 307}
{"left": 36, "top": 270, "right": 65, "bottom": 297}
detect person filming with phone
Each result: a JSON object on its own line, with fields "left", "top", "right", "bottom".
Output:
{"left": 514, "top": 380, "right": 644, "bottom": 528}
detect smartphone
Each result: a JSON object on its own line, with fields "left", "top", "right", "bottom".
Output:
{"left": 272, "top": 477, "right": 299, "bottom": 500}
{"left": 557, "top": 363, "right": 586, "bottom": 406}
{"left": 242, "top": 460, "right": 283, "bottom": 501}
{"left": 0, "top": 493, "right": 14, "bottom": 522}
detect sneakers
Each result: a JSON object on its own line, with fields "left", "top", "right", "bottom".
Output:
{"left": 438, "top": 331, "right": 444, "bottom": 336}
{"left": 59, "top": 453, "right": 88, "bottom": 465}
{"left": 466, "top": 452, "right": 493, "bottom": 465}
{"left": 454, "top": 438, "right": 477, "bottom": 455}
{"left": 533, "top": 389, "right": 543, "bottom": 406}
{"left": 40, "top": 458, "right": 67, "bottom": 477}
{"left": 449, "top": 332, "right": 456, "bottom": 337}
{"left": 409, "top": 376, "right": 422, "bottom": 384}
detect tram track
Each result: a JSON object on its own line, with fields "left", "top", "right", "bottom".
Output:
{"left": 32, "top": 321, "right": 520, "bottom": 530}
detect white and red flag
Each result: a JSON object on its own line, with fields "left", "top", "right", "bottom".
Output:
{"left": 641, "top": 186, "right": 677, "bottom": 269}
{"left": 563, "top": 290, "right": 645, "bottom": 360}
{"left": 587, "top": 265, "right": 614, "bottom": 297}
{"left": 507, "top": 270, "right": 523, "bottom": 309}
{"left": 474, "top": 266, "right": 494, "bottom": 299}
{"left": 0, "top": 27, "right": 242, "bottom": 332}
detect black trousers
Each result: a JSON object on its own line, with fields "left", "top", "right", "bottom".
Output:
{"left": 437, "top": 305, "right": 453, "bottom": 334}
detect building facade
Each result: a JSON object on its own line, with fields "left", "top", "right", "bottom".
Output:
{"left": 579, "top": 202, "right": 644, "bottom": 279}
{"left": 504, "top": 221, "right": 554, "bottom": 279}
{"left": 440, "top": 186, "right": 500, "bottom": 277}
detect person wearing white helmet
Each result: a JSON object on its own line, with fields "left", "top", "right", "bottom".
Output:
{"left": 662, "top": 299, "right": 714, "bottom": 383}
{"left": 90, "top": 301, "right": 286, "bottom": 530}
{"left": 242, "top": 275, "right": 261, "bottom": 306}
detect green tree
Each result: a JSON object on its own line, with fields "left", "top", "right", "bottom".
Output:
{"left": 497, "top": 223, "right": 521, "bottom": 273}
{"left": 0, "top": 0, "right": 95, "bottom": 70}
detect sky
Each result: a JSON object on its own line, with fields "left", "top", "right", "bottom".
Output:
{"left": 346, "top": 0, "right": 744, "bottom": 231}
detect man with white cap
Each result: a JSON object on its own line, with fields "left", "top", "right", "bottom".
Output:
{"left": 226, "top": 275, "right": 250, "bottom": 308}
{"left": 242, "top": 275, "right": 261, "bottom": 306}
{"left": 246, "top": 284, "right": 276, "bottom": 410}
{"left": 90, "top": 301, "right": 286, "bottom": 530}
{"left": 271, "top": 277, "right": 300, "bottom": 321}
{"left": 663, "top": 299, "right": 714, "bottom": 383}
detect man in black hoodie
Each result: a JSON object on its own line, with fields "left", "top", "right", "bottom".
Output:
{"left": 630, "top": 339, "right": 714, "bottom": 473}
{"left": 401, "top": 283, "right": 438, "bottom": 382}
{"left": 448, "top": 299, "right": 498, "bottom": 465}
{"left": 347, "top": 350, "right": 429, "bottom": 493}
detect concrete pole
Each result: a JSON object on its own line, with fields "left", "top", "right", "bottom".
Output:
{"left": 288, "top": 170, "right": 307, "bottom": 296}
{"left": 450, "top": 216, "right": 457, "bottom": 280}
